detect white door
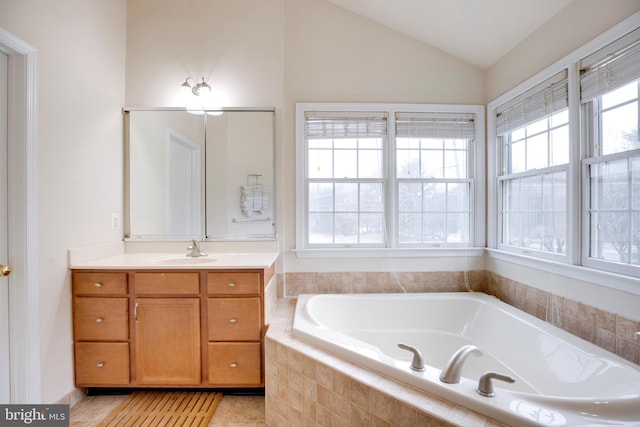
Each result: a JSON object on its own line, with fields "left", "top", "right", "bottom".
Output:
{"left": 167, "top": 131, "right": 201, "bottom": 236}
{"left": 0, "top": 51, "right": 10, "bottom": 403}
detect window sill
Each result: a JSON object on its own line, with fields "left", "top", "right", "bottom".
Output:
{"left": 486, "top": 248, "right": 640, "bottom": 296}
{"left": 293, "top": 247, "right": 485, "bottom": 258}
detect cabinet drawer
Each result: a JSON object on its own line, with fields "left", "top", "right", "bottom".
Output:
{"left": 208, "top": 298, "right": 261, "bottom": 341}
{"left": 208, "top": 272, "right": 261, "bottom": 295}
{"left": 73, "top": 272, "right": 127, "bottom": 295}
{"left": 73, "top": 297, "right": 128, "bottom": 341}
{"left": 135, "top": 272, "right": 200, "bottom": 294}
{"left": 208, "top": 342, "right": 261, "bottom": 385}
{"left": 74, "top": 342, "right": 129, "bottom": 386}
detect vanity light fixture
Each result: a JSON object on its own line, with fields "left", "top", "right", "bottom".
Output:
{"left": 180, "top": 77, "right": 211, "bottom": 96}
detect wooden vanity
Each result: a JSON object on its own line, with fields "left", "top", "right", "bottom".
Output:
{"left": 71, "top": 260, "right": 274, "bottom": 389}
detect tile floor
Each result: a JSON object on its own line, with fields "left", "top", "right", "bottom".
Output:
{"left": 69, "top": 393, "right": 266, "bottom": 426}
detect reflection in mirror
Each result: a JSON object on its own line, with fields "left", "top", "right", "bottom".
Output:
{"left": 124, "top": 108, "right": 275, "bottom": 240}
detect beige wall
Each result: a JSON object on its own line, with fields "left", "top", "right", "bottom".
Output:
{"left": 0, "top": 0, "right": 126, "bottom": 403}
{"left": 486, "top": 0, "right": 640, "bottom": 101}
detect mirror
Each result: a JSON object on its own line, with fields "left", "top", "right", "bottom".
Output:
{"left": 124, "top": 108, "right": 275, "bottom": 240}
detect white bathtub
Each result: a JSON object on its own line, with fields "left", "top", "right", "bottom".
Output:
{"left": 292, "top": 292, "right": 640, "bottom": 427}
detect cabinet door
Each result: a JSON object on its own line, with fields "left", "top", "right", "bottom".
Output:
{"left": 208, "top": 297, "right": 261, "bottom": 341}
{"left": 134, "top": 298, "right": 201, "bottom": 385}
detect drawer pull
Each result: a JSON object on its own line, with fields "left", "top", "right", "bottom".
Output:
{"left": 230, "top": 363, "right": 237, "bottom": 368}
{"left": 95, "top": 317, "right": 104, "bottom": 323}
{"left": 228, "top": 282, "right": 237, "bottom": 288}
{"left": 229, "top": 318, "right": 238, "bottom": 324}
{"left": 94, "top": 282, "right": 103, "bottom": 288}
{"left": 96, "top": 362, "right": 105, "bottom": 368}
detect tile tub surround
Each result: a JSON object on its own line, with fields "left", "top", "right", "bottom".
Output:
{"left": 280, "top": 271, "right": 640, "bottom": 366}
{"left": 265, "top": 299, "right": 507, "bottom": 427}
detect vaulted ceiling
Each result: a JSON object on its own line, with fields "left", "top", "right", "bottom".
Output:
{"left": 327, "top": 0, "right": 574, "bottom": 69}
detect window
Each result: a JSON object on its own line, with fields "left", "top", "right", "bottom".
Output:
{"left": 296, "top": 104, "right": 484, "bottom": 252}
{"left": 496, "top": 71, "right": 569, "bottom": 258}
{"left": 581, "top": 28, "right": 640, "bottom": 275}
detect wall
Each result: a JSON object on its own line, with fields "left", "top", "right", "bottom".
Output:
{"left": 0, "top": 0, "right": 126, "bottom": 403}
{"left": 486, "top": 0, "right": 640, "bottom": 101}
{"left": 281, "top": 0, "right": 486, "bottom": 277}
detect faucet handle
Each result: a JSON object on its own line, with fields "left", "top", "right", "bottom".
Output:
{"left": 476, "top": 372, "right": 515, "bottom": 397}
{"left": 398, "top": 343, "right": 426, "bottom": 372}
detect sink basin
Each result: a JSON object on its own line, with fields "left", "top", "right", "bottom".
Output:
{"left": 154, "top": 257, "right": 217, "bottom": 265}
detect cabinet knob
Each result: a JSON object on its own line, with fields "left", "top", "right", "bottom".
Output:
{"left": 95, "top": 317, "right": 104, "bottom": 323}
{"left": 96, "top": 362, "right": 105, "bottom": 368}
{"left": 230, "top": 363, "right": 237, "bottom": 368}
{"left": 228, "top": 282, "right": 237, "bottom": 288}
{"left": 229, "top": 318, "right": 238, "bottom": 324}
{"left": 94, "top": 282, "right": 103, "bottom": 288}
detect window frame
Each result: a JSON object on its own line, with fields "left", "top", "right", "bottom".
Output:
{"left": 487, "top": 12, "right": 640, "bottom": 294}
{"left": 295, "top": 103, "right": 485, "bottom": 257}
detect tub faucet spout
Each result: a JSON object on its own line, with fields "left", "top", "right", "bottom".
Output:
{"left": 398, "top": 343, "right": 425, "bottom": 372}
{"left": 439, "top": 344, "right": 483, "bottom": 384}
{"left": 186, "top": 240, "right": 207, "bottom": 257}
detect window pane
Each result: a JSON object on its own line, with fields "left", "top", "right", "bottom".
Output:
{"left": 510, "top": 141, "right": 525, "bottom": 173}
{"left": 309, "top": 183, "right": 333, "bottom": 211}
{"left": 633, "top": 212, "right": 640, "bottom": 266}
{"left": 633, "top": 158, "right": 640, "bottom": 210}
{"left": 447, "top": 213, "right": 468, "bottom": 242}
{"left": 334, "top": 149, "right": 357, "bottom": 178}
{"left": 335, "top": 213, "right": 358, "bottom": 243}
{"left": 422, "top": 150, "right": 443, "bottom": 178}
{"left": 360, "top": 183, "right": 383, "bottom": 212}
{"left": 335, "top": 183, "right": 357, "bottom": 211}
{"left": 444, "top": 150, "right": 467, "bottom": 178}
{"left": 359, "top": 149, "right": 382, "bottom": 178}
{"left": 526, "top": 133, "right": 548, "bottom": 170}
{"left": 399, "top": 213, "right": 420, "bottom": 243}
{"left": 399, "top": 183, "right": 421, "bottom": 211}
{"left": 602, "top": 81, "right": 637, "bottom": 109}
{"left": 423, "top": 183, "right": 446, "bottom": 212}
{"left": 308, "top": 149, "right": 333, "bottom": 178}
{"left": 551, "top": 110, "right": 568, "bottom": 127}
{"left": 551, "top": 126, "right": 569, "bottom": 166}
{"left": 360, "top": 213, "right": 384, "bottom": 243}
{"left": 309, "top": 213, "right": 333, "bottom": 244}
{"left": 447, "top": 183, "right": 469, "bottom": 212}
{"left": 526, "top": 117, "right": 547, "bottom": 136}
{"left": 422, "top": 213, "right": 445, "bottom": 242}
{"left": 601, "top": 101, "right": 639, "bottom": 155}
{"left": 397, "top": 147, "right": 420, "bottom": 178}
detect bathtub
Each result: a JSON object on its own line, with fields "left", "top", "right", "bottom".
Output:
{"left": 292, "top": 292, "right": 640, "bottom": 427}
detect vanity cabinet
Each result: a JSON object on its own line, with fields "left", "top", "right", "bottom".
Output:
{"left": 71, "top": 265, "right": 273, "bottom": 389}
{"left": 72, "top": 272, "right": 130, "bottom": 386}
{"left": 207, "top": 272, "right": 262, "bottom": 385}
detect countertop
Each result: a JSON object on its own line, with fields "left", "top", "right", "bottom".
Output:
{"left": 69, "top": 251, "right": 279, "bottom": 270}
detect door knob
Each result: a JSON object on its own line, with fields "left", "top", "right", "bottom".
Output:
{"left": 0, "top": 264, "right": 11, "bottom": 277}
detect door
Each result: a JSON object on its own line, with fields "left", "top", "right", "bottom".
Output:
{"left": 134, "top": 298, "right": 201, "bottom": 385}
{"left": 166, "top": 130, "right": 201, "bottom": 236}
{"left": 0, "top": 51, "right": 10, "bottom": 403}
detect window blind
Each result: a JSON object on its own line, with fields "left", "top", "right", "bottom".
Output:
{"left": 304, "top": 111, "right": 387, "bottom": 138}
{"left": 580, "top": 27, "right": 640, "bottom": 103}
{"left": 395, "top": 112, "right": 475, "bottom": 139}
{"left": 496, "top": 70, "right": 568, "bottom": 136}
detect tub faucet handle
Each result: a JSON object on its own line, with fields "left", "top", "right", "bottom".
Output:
{"left": 476, "top": 372, "right": 515, "bottom": 397}
{"left": 398, "top": 343, "right": 425, "bottom": 372}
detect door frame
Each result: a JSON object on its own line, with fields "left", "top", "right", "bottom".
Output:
{"left": 0, "top": 27, "right": 41, "bottom": 404}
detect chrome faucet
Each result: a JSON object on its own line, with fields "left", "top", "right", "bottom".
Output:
{"left": 186, "top": 240, "right": 207, "bottom": 257}
{"left": 439, "top": 344, "right": 483, "bottom": 384}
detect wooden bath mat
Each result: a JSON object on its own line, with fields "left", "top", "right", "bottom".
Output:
{"left": 99, "top": 391, "right": 222, "bottom": 426}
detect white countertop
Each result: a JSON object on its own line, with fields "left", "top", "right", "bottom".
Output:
{"left": 69, "top": 252, "right": 279, "bottom": 270}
